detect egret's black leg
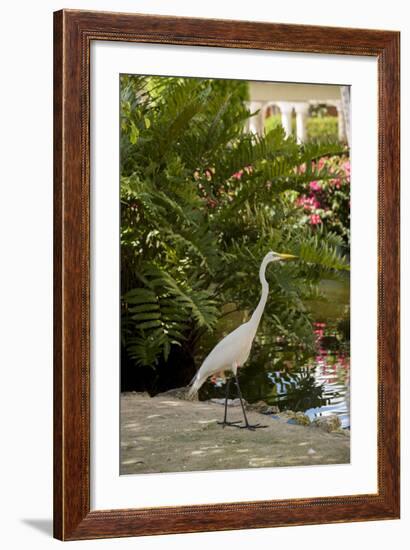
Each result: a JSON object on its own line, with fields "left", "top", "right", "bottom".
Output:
{"left": 221, "top": 378, "right": 230, "bottom": 424}
{"left": 234, "top": 374, "right": 268, "bottom": 431}
{"left": 217, "top": 378, "right": 242, "bottom": 428}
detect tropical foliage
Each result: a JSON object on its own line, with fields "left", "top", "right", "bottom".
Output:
{"left": 120, "top": 75, "right": 349, "bottom": 389}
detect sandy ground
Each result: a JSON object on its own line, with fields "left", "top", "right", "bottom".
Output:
{"left": 120, "top": 392, "right": 350, "bottom": 475}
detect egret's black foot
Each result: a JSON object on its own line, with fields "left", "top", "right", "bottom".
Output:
{"left": 239, "top": 423, "right": 268, "bottom": 431}
{"left": 217, "top": 420, "right": 242, "bottom": 428}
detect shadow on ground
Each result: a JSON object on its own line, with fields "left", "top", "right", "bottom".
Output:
{"left": 21, "top": 519, "right": 53, "bottom": 537}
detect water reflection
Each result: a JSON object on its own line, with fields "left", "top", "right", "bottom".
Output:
{"left": 200, "top": 277, "right": 350, "bottom": 429}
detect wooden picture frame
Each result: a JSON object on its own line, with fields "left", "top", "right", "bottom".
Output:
{"left": 54, "top": 9, "right": 400, "bottom": 540}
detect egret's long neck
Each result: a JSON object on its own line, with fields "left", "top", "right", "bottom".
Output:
{"left": 249, "top": 258, "right": 270, "bottom": 336}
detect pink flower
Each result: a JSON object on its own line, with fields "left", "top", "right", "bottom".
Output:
{"left": 232, "top": 170, "right": 243, "bottom": 180}
{"left": 296, "top": 195, "right": 320, "bottom": 210}
{"left": 310, "top": 214, "right": 322, "bottom": 225}
{"left": 309, "top": 181, "right": 321, "bottom": 192}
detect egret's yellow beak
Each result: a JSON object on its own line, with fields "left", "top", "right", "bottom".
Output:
{"left": 278, "top": 253, "right": 298, "bottom": 261}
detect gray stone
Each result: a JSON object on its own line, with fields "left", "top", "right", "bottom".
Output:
{"left": 246, "top": 400, "right": 280, "bottom": 415}
{"left": 157, "top": 386, "right": 197, "bottom": 401}
{"left": 312, "top": 414, "right": 341, "bottom": 432}
{"left": 276, "top": 410, "right": 311, "bottom": 426}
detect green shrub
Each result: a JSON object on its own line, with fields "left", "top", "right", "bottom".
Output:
{"left": 265, "top": 115, "right": 339, "bottom": 142}
{"left": 307, "top": 117, "right": 339, "bottom": 141}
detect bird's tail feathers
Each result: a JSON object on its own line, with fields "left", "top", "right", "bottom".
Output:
{"left": 187, "top": 370, "right": 205, "bottom": 400}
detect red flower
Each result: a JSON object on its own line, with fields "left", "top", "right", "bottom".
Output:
{"left": 309, "top": 214, "right": 322, "bottom": 225}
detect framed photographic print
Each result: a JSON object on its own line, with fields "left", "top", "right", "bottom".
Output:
{"left": 53, "top": 9, "right": 400, "bottom": 540}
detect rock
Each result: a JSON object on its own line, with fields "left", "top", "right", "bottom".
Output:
{"left": 279, "top": 409, "right": 296, "bottom": 418}
{"left": 277, "top": 410, "right": 310, "bottom": 425}
{"left": 124, "top": 391, "right": 150, "bottom": 398}
{"left": 294, "top": 411, "right": 311, "bottom": 426}
{"left": 246, "top": 400, "right": 280, "bottom": 415}
{"left": 312, "top": 414, "right": 341, "bottom": 432}
{"left": 158, "top": 387, "right": 197, "bottom": 401}
{"left": 334, "top": 427, "right": 350, "bottom": 436}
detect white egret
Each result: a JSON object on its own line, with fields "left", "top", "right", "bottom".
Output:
{"left": 187, "top": 250, "right": 297, "bottom": 430}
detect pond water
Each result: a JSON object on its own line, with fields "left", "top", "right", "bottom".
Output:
{"left": 200, "top": 276, "right": 350, "bottom": 429}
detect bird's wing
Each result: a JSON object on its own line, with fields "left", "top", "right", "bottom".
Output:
{"left": 188, "top": 322, "right": 255, "bottom": 396}
{"left": 198, "top": 322, "right": 253, "bottom": 377}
